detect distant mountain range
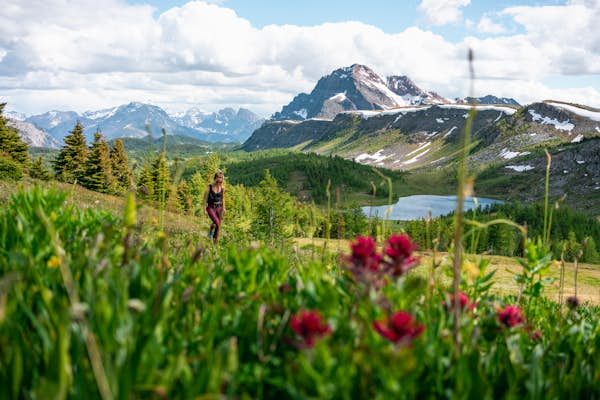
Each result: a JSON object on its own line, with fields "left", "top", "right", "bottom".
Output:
{"left": 8, "top": 103, "right": 265, "bottom": 147}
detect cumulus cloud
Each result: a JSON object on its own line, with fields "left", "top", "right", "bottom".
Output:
{"left": 1, "top": 0, "right": 600, "bottom": 115}
{"left": 417, "top": 0, "right": 471, "bottom": 26}
{"left": 476, "top": 16, "right": 506, "bottom": 34}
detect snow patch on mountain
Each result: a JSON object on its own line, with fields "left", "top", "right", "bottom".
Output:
{"left": 443, "top": 126, "right": 458, "bottom": 138}
{"left": 528, "top": 109, "right": 574, "bottom": 131}
{"left": 571, "top": 134, "right": 584, "bottom": 143}
{"left": 505, "top": 165, "right": 534, "bottom": 172}
{"left": 439, "top": 104, "right": 517, "bottom": 115}
{"left": 402, "top": 147, "right": 431, "bottom": 165}
{"left": 355, "top": 149, "right": 389, "bottom": 163}
{"left": 330, "top": 92, "right": 347, "bottom": 101}
{"left": 499, "top": 148, "right": 531, "bottom": 159}
{"left": 545, "top": 102, "right": 600, "bottom": 122}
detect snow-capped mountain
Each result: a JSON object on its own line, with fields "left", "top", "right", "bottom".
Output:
{"left": 7, "top": 118, "right": 61, "bottom": 149}
{"left": 172, "top": 107, "right": 265, "bottom": 142}
{"left": 21, "top": 103, "right": 263, "bottom": 144}
{"left": 386, "top": 75, "right": 449, "bottom": 105}
{"left": 271, "top": 64, "right": 449, "bottom": 121}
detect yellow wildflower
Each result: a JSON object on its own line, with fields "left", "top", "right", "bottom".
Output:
{"left": 47, "top": 255, "right": 61, "bottom": 269}
{"left": 464, "top": 260, "right": 480, "bottom": 284}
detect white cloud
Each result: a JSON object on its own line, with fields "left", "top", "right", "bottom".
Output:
{"left": 476, "top": 16, "right": 506, "bottom": 34}
{"left": 1, "top": 0, "right": 600, "bottom": 116}
{"left": 417, "top": 0, "right": 471, "bottom": 26}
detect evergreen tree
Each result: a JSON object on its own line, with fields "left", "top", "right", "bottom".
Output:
{"left": 0, "top": 156, "right": 23, "bottom": 181}
{"left": 29, "top": 156, "right": 53, "bottom": 181}
{"left": 253, "top": 169, "right": 295, "bottom": 244}
{"left": 137, "top": 163, "right": 155, "bottom": 198}
{"left": 0, "top": 103, "right": 29, "bottom": 166}
{"left": 152, "top": 152, "right": 170, "bottom": 203}
{"left": 110, "top": 138, "right": 131, "bottom": 192}
{"left": 582, "top": 237, "right": 599, "bottom": 263}
{"left": 176, "top": 180, "right": 192, "bottom": 212}
{"left": 53, "top": 122, "right": 88, "bottom": 183}
{"left": 82, "top": 131, "right": 115, "bottom": 193}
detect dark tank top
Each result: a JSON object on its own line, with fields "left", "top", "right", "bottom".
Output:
{"left": 207, "top": 184, "right": 223, "bottom": 207}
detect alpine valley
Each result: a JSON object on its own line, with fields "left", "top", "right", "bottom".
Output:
{"left": 242, "top": 64, "right": 600, "bottom": 215}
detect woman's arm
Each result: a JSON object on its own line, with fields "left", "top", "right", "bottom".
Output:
{"left": 202, "top": 185, "right": 209, "bottom": 214}
{"left": 222, "top": 187, "right": 226, "bottom": 214}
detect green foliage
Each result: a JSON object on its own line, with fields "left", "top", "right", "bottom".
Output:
{"left": 28, "top": 156, "right": 53, "bottom": 181}
{"left": 0, "top": 103, "right": 30, "bottom": 166}
{"left": 110, "top": 138, "right": 131, "bottom": 192}
{"left": 224, "top": 151, "right": 403, "bottom": 204}
{"left": 252, "top": 169, "right": 296, "bottom": 244}
{"left": 81, "top": 132, "right": 116, "bottom": 193}
{"left": 2, "top": 187, "right": 600, "bottom": 399}
{"left": 0, "top": 155, "right": 23, "bottom": 181}
{"left": 403, "top": 202, "right": 600, "bottom": 262}
{"left": 53, "top": 122, "right": 88, "bottom": 183}
{"left": 151, "top": 151, "right": 170, "bottom": 203}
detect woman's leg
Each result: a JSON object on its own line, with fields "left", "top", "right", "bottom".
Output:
{"left": 206, "top": 207, "right": 222, "bottom": 240}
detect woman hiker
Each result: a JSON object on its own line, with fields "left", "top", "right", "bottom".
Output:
{"left": 203, "top": 170, "right": 226, "bottom": 243}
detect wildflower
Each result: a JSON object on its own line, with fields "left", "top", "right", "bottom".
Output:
{"left": 442, "top": 291, "right": 476, "bottom": 312}
{"left": 383, "top": 234, "right": 417, "bottom": 276}
{"left": 464, "top": 260, "right": 480, "bottom": 284}
{"left": 529, "top": 329, "right": 542, "bottom": 341}
{"left": 279, "top": 283, "right": 292, "bottom": 293}
{"left": 290, "top": 310, "right": 331, "bottom": 348}
{"left": 497, "top": 305, "right": 525, "bottom": 328}
{"left": 348, "top": 236, "right": 381, "bottom": 272}
{"left": 47, "top": 255, "right": 61, "bottom": 269}
{"left": 373, "top": 311, "right": 424, "bottom": 344}
{"left": 566, "top": 296, "right": 579, "bottom": 309}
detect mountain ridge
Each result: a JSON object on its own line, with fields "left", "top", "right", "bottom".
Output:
{"left": 12, "top": 103, "right": 264, "bottom": 145}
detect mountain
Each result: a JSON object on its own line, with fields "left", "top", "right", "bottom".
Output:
{"left": 243, "top": 100, "right": 600, "bottom": 215}
{"left": 22, "top": 103, "right": 263, "bottom": 144}
{"left": 6, "top": 118, "right": 61, "bottom": 149}
{"left": 172, "top": 107, "right": 264, "bottom": 142}
{"left": 456, "top": 95, "right": 520, "bottom": 106}
{"left": 386, "top": 75, "right": 449, "bottom": 105}
{"left": 271, "top": 64, "right": 449, "bottom": 121}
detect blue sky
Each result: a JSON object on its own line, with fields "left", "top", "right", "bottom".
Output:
{"left": 1, "top": 0, "right": 599, "bottom": 115}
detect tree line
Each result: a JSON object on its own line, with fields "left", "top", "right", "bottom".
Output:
{"left": 402, "top": 202, "right": 600, "bottom": 263}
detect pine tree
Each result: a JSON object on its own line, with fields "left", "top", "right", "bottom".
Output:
{"left": 0, "top": 103, "right": 30, "bottom": 166}
{"left": 137, "top": 163, "right": 155, "bottom": 198}
{"left": 582, "top": 237, "right": 599, "bottom": 263}
{"left": 176, "top": 180, "right": 192, "bottom": 212}
{"left": 152, "top": 152, "right": 170, "bottom": 202}
{"left": 53, "top": 121, "right": 88, "bottom": 183}
{"left": 110, "top": 138, "right": 131, "bottom": 192}
{"left": 82, "top": 131, "right": 115, "bottom": 193}
{"left": 29, "top": 156, "right": 53, "bottom": 181}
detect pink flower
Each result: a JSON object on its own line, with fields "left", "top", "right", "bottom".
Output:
{"left": 383, "top": 234, "right": 417, "bottom": 276}
{"left": 290, "top": 310, "right": 331, "bottom": 348}
{"left": 497, "top": 305, "right": 525, "bottom": 328}
{"left": 348, "top": 236, "right": 381, "bottom": 272}
{"left": 442, "top": 292, "right": 476, "bottom": 312}
{"left": 373, "top": 311, "right": 424, "bottom": 344}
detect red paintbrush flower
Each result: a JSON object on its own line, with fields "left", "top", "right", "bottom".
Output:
{"left": 497, "top": 305, "right": 525, "bottom": 328}
{"left": 442, "top": 291, "right": 476, "bottom": 312}
{"left": 373, "top": 310, "right": 424, "bottom": 344}
{"left": 348, "top": 236, "right": 381, "bottom": 272}
{"left": 290, "top": 310, "right": 331, "bottom": 348}
{"left": 383, "top": 234, "right": 418, "bottom": 276}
